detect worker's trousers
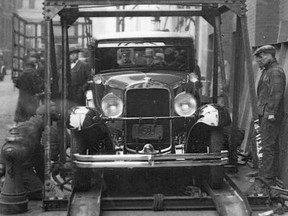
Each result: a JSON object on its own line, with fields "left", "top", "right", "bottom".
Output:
{"left": 258, "top": 115, "right": 282, "bottom": 186}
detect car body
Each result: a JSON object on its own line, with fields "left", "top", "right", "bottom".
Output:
{"left": 67, "top": 32, "right": 231, "bottom": 190}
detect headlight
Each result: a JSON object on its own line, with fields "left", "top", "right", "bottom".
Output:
{"left": 174, "top": 92, "right": 197, "bottom": 117}
{"left": 101, "top": 93, "right": 123, "bottom": 118}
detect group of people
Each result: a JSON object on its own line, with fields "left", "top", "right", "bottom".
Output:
{"left": 0, "top": 46, "right": 91, "bottom": 199}
{"left": 118, "top": 47, "right": 188, "bottom": 69}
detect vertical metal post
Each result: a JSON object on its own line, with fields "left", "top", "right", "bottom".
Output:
{"left": 240, "top": 15, "right": 262, "bottom": 169}
{"left": 215, "top": 14, "right": 228, "bottom": 107}
{"left": 49, "top": 20, "right": 58, "bottom": 100}
{"left": 43, "top": 19, "right": 52, "bottom": 199}
{"left": 212, "top": 29, "right": 218, "bottom": 103}
{"left": 11, "top": 15, "right": 15, "bottom": 78}
{"left": 59, "top": 18, "right": 70, "bottom": 163}
{"left": 230, "top": 16, "right": 243, "bottom": 169}
{"left": 35, "top": 24, "right": 38, "bottom": 49}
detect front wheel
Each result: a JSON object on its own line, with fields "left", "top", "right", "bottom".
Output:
{"left": 208, "top": 128, "right": 224, "bottom": 189}
{"left": 71, "top": 132, "right": 91, "bottom": 192}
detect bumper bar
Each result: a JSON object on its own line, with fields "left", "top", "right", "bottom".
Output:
{"left": 74, "top": 151, "right": 228, "bottom": 168}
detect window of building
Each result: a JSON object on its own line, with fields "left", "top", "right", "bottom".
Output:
{"left": 17, "top": 0, "right": 23, "bottom": 9}
{"left": 29, "top": 0, "right": 35, "bottom": 9}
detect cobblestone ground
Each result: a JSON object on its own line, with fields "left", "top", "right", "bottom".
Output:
{"left": 0, "top": 70, "right": 18, "bottom": 150}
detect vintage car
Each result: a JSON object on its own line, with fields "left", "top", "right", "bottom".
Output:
{"left": 67, "top": 32, "right": 231, "bottom": 192}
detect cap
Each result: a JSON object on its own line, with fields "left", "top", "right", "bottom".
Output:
{"left": 253, "top": 45, "right": 276, "bottom": 56}
{"left": 144, "top": 48, "right": 154, "bottom": 57}
{"left": 70, "top": 47, "right": 82, "bottom": 54}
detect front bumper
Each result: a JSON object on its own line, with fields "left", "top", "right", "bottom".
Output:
{"left": 73, "top": 151, "right": 228, "bottom": 169}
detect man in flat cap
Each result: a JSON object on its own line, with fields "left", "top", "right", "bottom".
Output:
{"left": 69, "top": 46, "right": 91, "bottom": 107}
{"left": 248, "top": 45, "right": 286, "bottom": 195}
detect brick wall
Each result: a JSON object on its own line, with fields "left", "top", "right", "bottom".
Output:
{"left": 255, "top": 0, "right": 279, "bottom": 46}
{"left": 246, "top": 0, "right": 257, "bottom": 46}
{"left": 280, "top": 0, "right": 288, "bottom": 21}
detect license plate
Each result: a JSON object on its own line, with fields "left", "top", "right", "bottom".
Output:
{"left": 132, "top": 124, "right": 163, "bottom": 140}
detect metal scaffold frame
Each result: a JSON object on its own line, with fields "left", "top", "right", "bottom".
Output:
{"left": 42, "top": 0, "right": 260, "bottom": 213}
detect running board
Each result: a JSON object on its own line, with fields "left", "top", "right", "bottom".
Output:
{"left": 203, "top": 174, "right": 252, "bottom": 216}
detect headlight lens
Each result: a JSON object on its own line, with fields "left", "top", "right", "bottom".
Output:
{"left": 101, "top": 93, "right": 123, "bottom": 118}
{"left": 174, "top": 92, "right": 197, "bottom": 117}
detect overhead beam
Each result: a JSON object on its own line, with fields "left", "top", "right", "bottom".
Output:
{"left": 77, "top": 10, "right": 204, "bottom": 17}
{"left": 44, "top": 0, "right": 244, "bottom": 6}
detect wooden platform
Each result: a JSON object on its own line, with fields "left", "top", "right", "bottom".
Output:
{"left": 2, "top": 164, "right": 275, "bottom": 216}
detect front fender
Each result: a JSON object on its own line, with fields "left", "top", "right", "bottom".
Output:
{"left": 195, "top": 104, "right": 231, "bottom": 127}
{"left": 67, "top": 107, "right": 114, "bottom": 153}
{"left": 67, "top": 106, "right": 103, "bottom": 131}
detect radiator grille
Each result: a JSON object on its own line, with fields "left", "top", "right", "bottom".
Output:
{"left": 125, "top": 89, "right": 170, "bottom": 147}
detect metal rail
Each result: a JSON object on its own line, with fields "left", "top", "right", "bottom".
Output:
{"left": 67, "top": 174, "right": 268, "bottom": 215}
{"left": 77, "top": 10, "right": 205, "bottom": 17}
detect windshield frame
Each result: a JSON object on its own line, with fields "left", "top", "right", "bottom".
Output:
{"left": 94, "top": 39, "right": 195, "bottom": 73}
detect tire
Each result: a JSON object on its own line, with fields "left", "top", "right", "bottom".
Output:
{"left": 208, "top": 128, "right": 224, "bottom": 189}
{"left": 71, "top": 132, "right": 91, "bottom": 192}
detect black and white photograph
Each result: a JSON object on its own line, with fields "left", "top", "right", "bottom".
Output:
{"left": 0, "top": 0, "right": 288, "bottom": 215}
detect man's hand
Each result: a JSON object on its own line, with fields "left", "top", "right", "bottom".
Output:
{"left": 268, "top": 114, "right": 276, "bottom": 122}
{"left": 0, "top": 163, "right": 5, "bottom": 177}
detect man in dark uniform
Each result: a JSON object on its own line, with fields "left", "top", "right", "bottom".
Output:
{"left": 69, "top": 47, "right": 91, "bottom": 107}
{"left": 14, "top": 61, "right": 44, "bottom": 123}
{"left": 248, "top": 45, "right": 286, "bottom": 195}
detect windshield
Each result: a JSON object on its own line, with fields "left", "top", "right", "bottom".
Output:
{"left": 96, "top": 41, "right": 192, "bottom": 72}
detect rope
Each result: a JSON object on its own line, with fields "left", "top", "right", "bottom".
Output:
{"left": 152, "top": 193, "right": 164, "bottom": 211}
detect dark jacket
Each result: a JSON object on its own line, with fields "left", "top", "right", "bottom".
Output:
{"left": 257, "top": 60, "right": 286, "bottom": 118}
{"left": 69, "top": 60, "right": 91, "bottom": 106}
{"left": 14, "top": 69, "right": 44, "bottom": 122}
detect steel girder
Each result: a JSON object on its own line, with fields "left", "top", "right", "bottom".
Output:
{"left": 43, "top": 0, "right": 247, "bottom": 20}
{"left": 44, "top": 0, "right": 244, "bottom": 6}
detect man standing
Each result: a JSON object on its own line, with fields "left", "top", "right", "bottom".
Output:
{"left": 69, "top": 47, "right": 91, "bottom": 107}
{"left": 14, "top": 61, "right": 44, "bottom": 123}
{"left": 249, "top": 45, "right": 286, "bottom": 194}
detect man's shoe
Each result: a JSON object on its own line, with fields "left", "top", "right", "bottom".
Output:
{"left": 245, "top": 179, "right": 269, "bottom": 196}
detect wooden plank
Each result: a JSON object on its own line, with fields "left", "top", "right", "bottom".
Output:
{"left": 68, "top": 184, "right": 102, "bottom": 216}
{"left": 203, "top": 177, "right": 251, "bottom": 216}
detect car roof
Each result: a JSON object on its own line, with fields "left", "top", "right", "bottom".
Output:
{"left": 93, "top": 31, "right": 194, "bottom": 42}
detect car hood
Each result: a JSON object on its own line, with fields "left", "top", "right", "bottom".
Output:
{"left": 100, "top": 70, "right": 187, "bottom": 90}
